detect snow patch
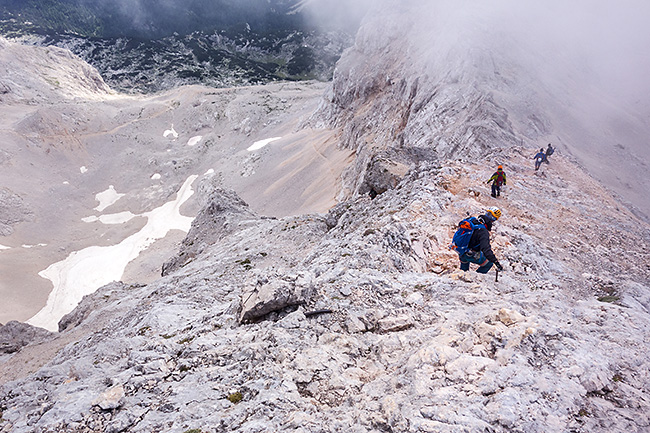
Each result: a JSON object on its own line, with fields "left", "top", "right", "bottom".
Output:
{"left": 187, "top": 136, "right": 202, "bottom": 146}
{"left": 80, "top": 166, "right": 88, "bottom": 174}
{"left": 63, "top": 181, "right": 69, "bottom": 185}
{"left": 0, "top": 245, "right": 10, "bottom": 250}
{"left": 163, "top": 124, "right": 179, "bottom": 139}
{"left": 28, "top": 175, "right": 199, "bottom": 332}
{"left": 82, "top": 212, "right": 138, "bottom": 225}
{"left": 151, "top": 173, "right": 161, "bottom": 180}
{"left": 247, "top": 137, "right": 282, "bottom": 151}
{"left": 94, "top": 185, "right": 125, "bottom": 212}
{"left": 22, "top": 244, "right": 47, "bottom": 249}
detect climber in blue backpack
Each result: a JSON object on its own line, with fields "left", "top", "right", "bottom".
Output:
{"left": 449, "top": 207, "right": 503, "bottom": 274}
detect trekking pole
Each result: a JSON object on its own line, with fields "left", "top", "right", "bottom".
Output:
{"left": 495, "top": 269, "right": 499, "bottom": 282}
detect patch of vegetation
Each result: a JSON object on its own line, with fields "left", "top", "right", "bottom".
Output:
{"left": 597, "top": 295, "right": 620, "bottom": 303}
{"left": 179, "top": 365, "right": 191, "bottom": 373}
{"left": 177, "top": 336, "right": 195, "bottom": 345}
{"left": 227, "top": 392, "right": 243, "bottom": 404}
{"left": 183, "top": 429, "right": 202, "bottom": 433}
{"left": 577, "top": 408, "right": 589, "bottom": 417}
{"left": 235, "top": 258, "right": 253, "bottom": 270}
{"left": 612, "top": 374, "right": 624, "bottom": 382}
{"left": 137, "top": 326, "right": 151, "bottom": 336}
{"left": 161, "top": 333, "right": 176, "bottom": 339}
{"left": 363, "top": 228, "right": 376, "bottom": 236}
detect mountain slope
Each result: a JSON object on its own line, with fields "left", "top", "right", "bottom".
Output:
{"left": 0, "top": 0, "right": 366, "bottom": 92}
{"left": 1, "top": 134, "right": 648, "bottom": 433}
{"left": 1, "top": 2, "right": 650, "bottom": 433}
{"left": 0, "top": 37, "right": 351, "bottom": 325}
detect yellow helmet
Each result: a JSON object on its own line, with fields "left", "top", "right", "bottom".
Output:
{"left": 486, "top": 206, "right": 501, "bottom": 220}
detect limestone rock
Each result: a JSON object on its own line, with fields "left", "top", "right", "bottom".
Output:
{"left": 0, "top": 321, "right": 55, "bottom": 353}
{"left": 239, "top": 270, "right": 314, "bottom": 323}
{"left": 496, "top": 308, "right": 526, "bottom": 326}
{"left": 378, "top": 315, "right": 413, "bottom": 333}
{"left": 162, "top": 188, "right": 257, "bottom": 276}
{"left": 92, "top": 384, "right": 125, "bottom": 411}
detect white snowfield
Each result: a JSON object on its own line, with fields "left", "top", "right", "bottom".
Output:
{"left": 82, "top": 211, "right": 138, "bottom": 225}
{"left": 247, "top": 136, "right": 282, "bottom": 151}
{"left": 0, "top": 245, "right": 10, "bottom": 250}
{"left": 27, "top": 175, "right": 198, "bottom": 332}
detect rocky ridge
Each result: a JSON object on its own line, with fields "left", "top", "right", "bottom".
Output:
{"left": 1, "top": 3, "right": 650, "bottom": 433}
{"left": 1, "top": 138, "right": 649, "bottom": 433}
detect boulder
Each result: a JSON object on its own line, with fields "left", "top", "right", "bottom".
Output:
{"left": 239, "top": 270, "right": 314, "bottom": 323}
{"left": 0, "top": 320, "right": 55, "bottom": 353}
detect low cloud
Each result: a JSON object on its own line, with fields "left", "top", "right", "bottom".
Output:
{"left": 399, "top": 0, "right": 650, "bottom": 107}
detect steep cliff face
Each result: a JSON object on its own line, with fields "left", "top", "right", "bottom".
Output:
{"left": 312, "top": 2, "right": 524, "bottom": 198}
{"left": 313, "top": 1, "right": 650, "bottom": 219}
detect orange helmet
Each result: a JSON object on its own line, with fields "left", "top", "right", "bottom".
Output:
{"left": 497, "top": 165, "right": 503, "bottom": 170}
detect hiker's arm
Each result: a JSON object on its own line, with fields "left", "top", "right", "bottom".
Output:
{"left": 478, "top": 230, "right": 498, "bottom": 263}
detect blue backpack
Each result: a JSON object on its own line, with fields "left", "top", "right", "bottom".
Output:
{"left": 449, "top": 217, "right": 485, "bottom": 256}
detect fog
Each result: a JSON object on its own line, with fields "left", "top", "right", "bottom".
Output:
{"left": 396, "top": 0, "right": 650, "bottom": 109}
{"left": 299, "top": 0, "right": 373, "bottom": 31}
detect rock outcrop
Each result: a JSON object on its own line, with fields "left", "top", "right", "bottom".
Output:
{"left": 0, "top": 321, "right": 55, "bottom": 354}
{"left": 161, "top": 188, "right": 258, "bottom": 276}
{"left": 0, "top": 37, "right": 113, "bottom": 103}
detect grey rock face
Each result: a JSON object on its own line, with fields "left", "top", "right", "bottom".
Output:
{"left": 0, "top": 188, "right": 31, "bottom": 237}
{"left": 239, "top": 269, "right": 315, "bottom": 323}
{"left": 0, "top": 321, "right": 54, "bottom": 354}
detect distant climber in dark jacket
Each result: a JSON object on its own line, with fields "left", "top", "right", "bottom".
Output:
{"left": 486, "top": 165, "right": 506, "bottom": 198}
{"left": 545, "top": 143, "right": 555, "bottom": 163}
{"left": 459, "top": 207, "right": 503, "bottom": 274}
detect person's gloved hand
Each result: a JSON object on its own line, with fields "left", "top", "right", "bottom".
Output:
{"left": 495, "top": 262, "right": 504, "bottom": 271}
